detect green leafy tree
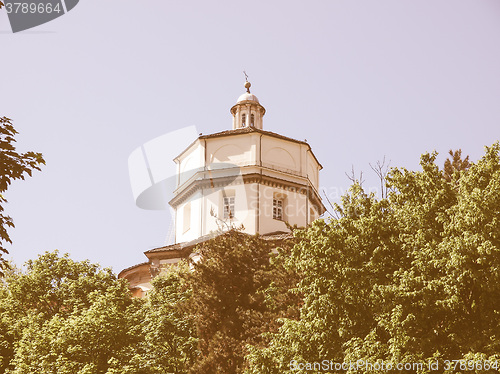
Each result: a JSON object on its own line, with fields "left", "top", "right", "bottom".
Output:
{"left": 185, "top": 231, "right": 296, "bottom": 374}
{"left": 108, "top": 263, "right": 199, "bottom": 374}
{"left": 0, "top": 117, "right": 44, "bottom": 275}
{"left": 0, "top": 251, "right": 141, "bottom": 373}
{"left": 142, "top": 266, "right": 199, "bottom": 373}
{"left": 246, "top": 143, "right": 500, "bottom": 373}
{"left": 444, "top": 149, "right": 471, "bottom": 182}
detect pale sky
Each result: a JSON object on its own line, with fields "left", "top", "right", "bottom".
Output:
{"left": 2, "top": 0, "right": 500, "bottom": 273}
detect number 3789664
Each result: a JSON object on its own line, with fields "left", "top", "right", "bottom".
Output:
{"left": 5, "top": 2, "right": 62, "bottom": 14}
{"left": 444, "top": 360, "right": 499, "bottom": 371}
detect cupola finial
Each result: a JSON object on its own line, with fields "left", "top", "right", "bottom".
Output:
{"left": 243, "top": 70, "right": 251, "bottom": 93}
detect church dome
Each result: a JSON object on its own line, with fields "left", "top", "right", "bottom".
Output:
{"left": 237, "top": 92, "right": 260, "bottom": 103}
{"left": 230, "top": 78, "right": 266, "bottom": 129}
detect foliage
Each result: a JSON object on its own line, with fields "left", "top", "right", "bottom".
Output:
{"left": 0, "top": 251, "right": 141, "bottom": 373}
{"left": 246, "top": 143, "right": 500, "bottom": 373}
{"left": 108, "top": 263, "right": 199, "bottom": 374}
{"left": 185, "top": 231, "right": 296, "bottom": 374}
{"left": 0, "top": 117, "right": 45, "bottom": 275}
{"left": 142, "top": 266, "right": 199, "bottom": 373}
{"left": 444, "top": 149, "right": 471, "bottom": 182}
{"left": 2, "top": 139, "right": 498, "bottom": 373}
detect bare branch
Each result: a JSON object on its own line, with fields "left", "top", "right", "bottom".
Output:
{"left": 345, "top": 165, "right": 365, "bottom": 186}
{"left": 321, "top": 188, "right": 338, "bottom": 219}
{"left": 369, "top": 156, "right": 391, "bottom": 198}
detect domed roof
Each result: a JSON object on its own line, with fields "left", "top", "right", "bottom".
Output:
{"left": 237, "top": 92, "right": 260, "bottom": 104}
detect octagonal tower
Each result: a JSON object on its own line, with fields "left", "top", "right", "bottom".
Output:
{"left": 171, "top": 80, "right": 325, "bottom": 244}
{"left": 120, "top": 80, "right": 326, "bottom": 297}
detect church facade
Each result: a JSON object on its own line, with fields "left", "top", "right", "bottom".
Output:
{"left": 119, "top": 80, "right": 325, "bottom": 297}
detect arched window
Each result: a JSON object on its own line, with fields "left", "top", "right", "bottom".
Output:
{"left": 241, "top": 113, "right": 246, "bottom": 127}
{"left": 250, "top": 114, "right": 255, "bottom": 127}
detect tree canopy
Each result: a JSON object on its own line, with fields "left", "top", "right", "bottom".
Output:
{"left": 0, "top": 251, "right": 140, "bottom": 373}
{"left": 185, "top": 231, "right": 296, "bottom": 374}
{"left": 108, "top": 264, "right": 200, "bottom": 374}
{"left": 0, "top": 116, "right": 44, "bottom": 275}
{"left": 1, "top": 142, "right": 500, "bottom": 373}
{"left": 444, "top": 149, "right": 471, "bottom": 182}
{"left": 246, "top": 143, "right": 500, "bottom": 373}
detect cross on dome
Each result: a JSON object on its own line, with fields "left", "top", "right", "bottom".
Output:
{"left": 230, "top": 75, "right": 266, "bottom": 129}
{"left": 243, "top": 70, "right": 251, "bottom": 93}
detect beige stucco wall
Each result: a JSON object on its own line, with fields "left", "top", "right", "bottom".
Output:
{"left": 175, "top": 133, "right": 320, "bottom": 189}
{"left": 172, "top": 131, "right": 323, "bottom": 243}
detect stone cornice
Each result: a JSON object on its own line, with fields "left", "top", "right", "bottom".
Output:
{"left": 169, "top": 170, "right": 326, "bottom": 214}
